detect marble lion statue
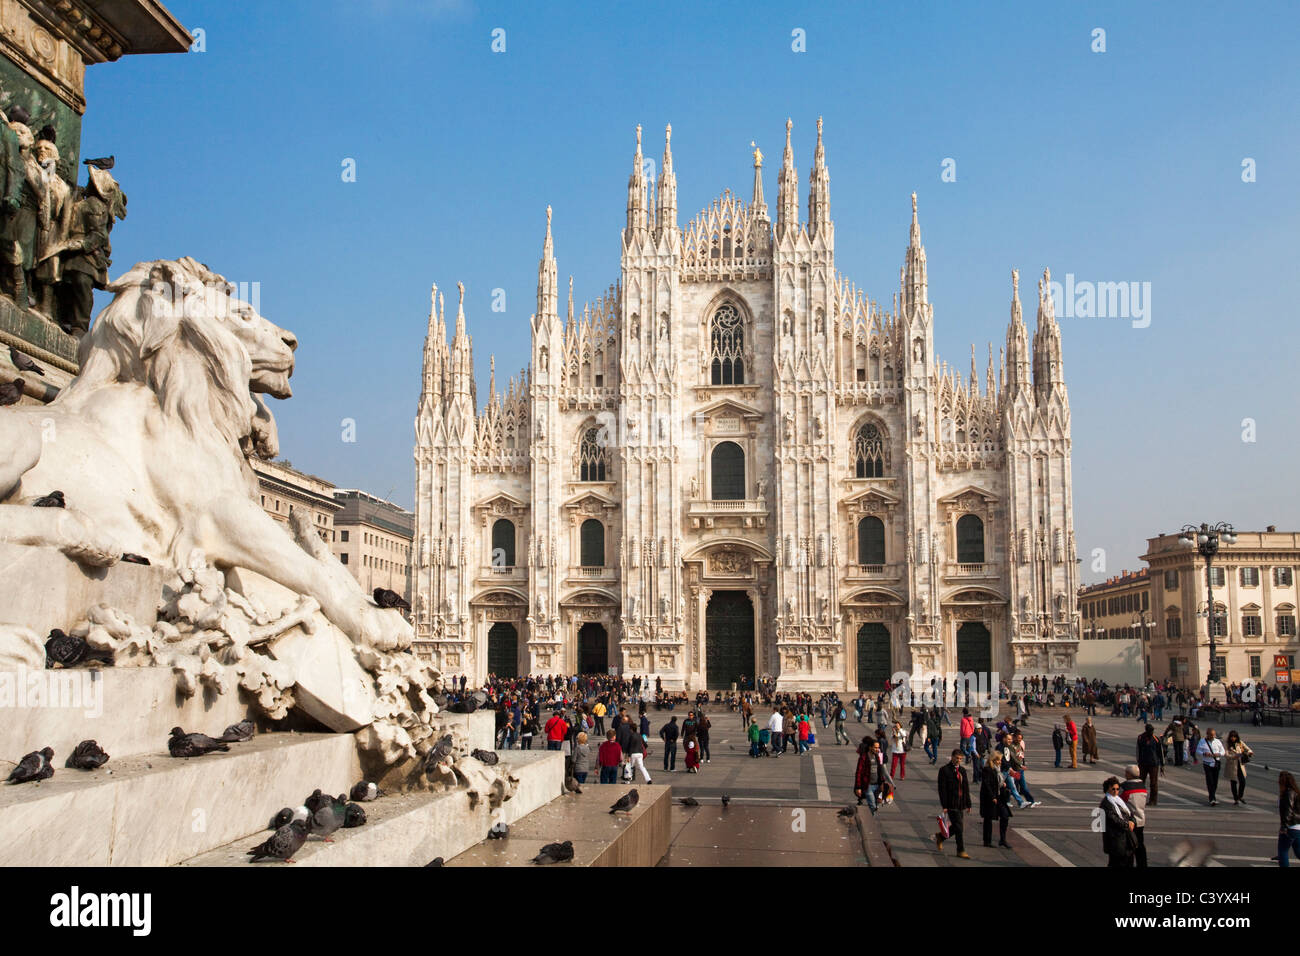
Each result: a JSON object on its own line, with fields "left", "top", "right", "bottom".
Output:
{"left": 0, "top": 256, "right": 411, "bottom": 653}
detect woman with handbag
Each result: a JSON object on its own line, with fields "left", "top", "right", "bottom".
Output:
{"left": 981, "top": 751, "right": 1013, "bottom": 848}
{"left": 1221, "top": 730, "right": 1254, "bottom": 804}
{"left": 1100, "top": 776, "right": 1137, "bottom": 867}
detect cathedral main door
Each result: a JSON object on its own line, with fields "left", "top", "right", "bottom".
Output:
{"left": 705, "top": 590, "right": 754, "bottom": 689}
{"left": 856, "top": 623, "right": 891, "bottom": 692}
{"left": 956, "top": 622, "right": 992, "bottom": 677}
{"left": 578, "top": 622, "right": 608, "bottom": 674}
{"left": 487, "top": 622, "right": 518, "bottom": 678}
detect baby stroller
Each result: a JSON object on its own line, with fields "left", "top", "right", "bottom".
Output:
{"left": 757, "top": 728, "right": 771, "bottom": 757}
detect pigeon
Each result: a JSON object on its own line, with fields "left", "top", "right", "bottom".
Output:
{"left": 6, "top": 105, "right": 30, "bottom": 125}
{"left": 7, "top": 747, "right": 54, "bottom": 783}
{"left": 679, "top": 796, "right": 699, "bottom": 807}
{"left": 0, "top": 378, "right": 24, "bottom": 406}
{"left": 247, "top": 820, "right": 308, "bottom": 863}
{"left": 218, "top": 719, "right": 254, "bottom": 743}
{"left": 487, "top": 820, "right": 509, "bottom": 840}
{"left": 309, "top": 794, "right": 347, "bottom": 841}
{"left": 609, "top": 789, "right": 639, "bottom": 814}
{"left": 424, "top": 734, "right": 454, "bottom": 774}
{"left": 36, "top": 124, "right": 55, "bottom": 144}
{"left": 291, "top": 805, "right": 310, "bottom": 826}
{"left": 721, "top": 794, "right": 730, "bottom": 808}
{"left": 304, "top": 789, "right": 330, "bottom": 815}
{"left": 8, "top": 347, "right": 42, "bottom": 376}
{"left": 425, "top": 857, "right": 445, "bottom": 867}
{"left": 45, "top": 628, "right": 87, "bottom": 668}
{"left": 564, "top": 776, "right": 582, "bottom": 795}
{"left": 344, "top": 803, "right": 367, "bottom": 828}
{"left": 531, "top": 840, "right": 574, "bottom": 864}
{"left": 838, "top": 805, "right": 857, "bottom": 819}
{"left": 168, "top": 726, "right": 230, "bottom": 758}
{"left": 65, "top": 740, "right": 108, "bottom": 770}
{"left": 120, "top": 553, "right": 151, "bottom": 565}
{"left": 270, "top": 807, "right": 295, "bottom": 830}
{"left": 448, "top": 698, "right": 478, "bottom": 714}
{"left": 82, "top": 155, "right": 115, "bottom": 170}
{"left": 350, "top": 781, "right": 381, "bottom": 802}
{"left": 471, "top": 748, "right": 499, "bottom": 766}
{"left": 373, "top": 587, "right": 410, "bottom": 610}
{"left": 33, "top": 490, "right": 64, "bottom": 508}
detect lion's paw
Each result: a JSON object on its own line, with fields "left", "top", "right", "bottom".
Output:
{"left": 357, "top": 603, "right": 414, "bottom": 653}
{"left": 55, "top": 512, "right": 121, "bottom": 568}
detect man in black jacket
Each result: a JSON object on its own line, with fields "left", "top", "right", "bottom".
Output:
{"left": 659, "top": 715, "right": 680, "bottom": 772}
{"left": 935, "top": 749, "right": 972, "bottom": 859}
{"left": 1136, "top": 724, "right": 1165, "bottom": 806}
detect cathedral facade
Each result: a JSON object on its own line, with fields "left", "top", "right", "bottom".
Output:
{"left": 413, "top": 120, "right": 1080, "bottom": 691}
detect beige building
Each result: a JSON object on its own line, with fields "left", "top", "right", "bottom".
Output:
{"left": 1143, "top": 528, "right": 1300, "bottom": 685}
{"left": 1079, "top": 569, "right": 1152, "bottom": 641}
{"left": 251, "top": 458, "right": 339, "bottom": 543}
{"left": 332, "top": 490, "right": 414, "bottom": 604}
{"left": 412, "top": 119, "right": 1080, "bottom": 688}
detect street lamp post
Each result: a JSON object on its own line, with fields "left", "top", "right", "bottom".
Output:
{"left": 1177, "top": 522, "right": 1237, "bottom": 688}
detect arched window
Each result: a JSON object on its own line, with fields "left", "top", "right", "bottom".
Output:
{"left": 853, "top": 423, "right": 885, "bottom": 478}
{"left": 580, "top": 519, "right": 605, "bottom": 567}
{"left": 491, "top": 518, "right": 515, "bottom": 567}
{"left": 578, "top": 427, "right": 607, "bottom": 481}
{"left": 956, "top": 514, "right": 985, "bottom": 564}
{"left": 711, "top": 441, "right": 745, "bottom": 500}
{"left": 709, "top": 303, "right": 745, "bottom": 385}
{"left": 857, "top": 516, "right": 885, "bottom": 566}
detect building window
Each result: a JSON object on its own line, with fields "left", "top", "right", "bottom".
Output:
{"left": 1275, "top": 567, "right": 1294, "bottom": 587}
{"left": 709, "top": 303, "right": 745, "bottom": 385}
{"left": 1208, "top": 567, "right": 1225, "bottom": 589}
{"left": 1240, "top": 567, "right": 1259, "bottom": 587}
{"left": 340, "top": 530, "right": 349, "bottom": 543}
{"left": 340, "top": 553, "right": 348, "bottom": 565}
{"left": 857, "top": 516, "right": 885, "bottom": 566}
{"left": 491, "top": 518, "right": 516, "bottom": 567}
{"left": 710, "top": 441, "right": 745, "bottom": 500}
{"left": 852, "top": 423, "right": 885, "bottom": 478}
{"left": 1278, "top": 615, "right": 1296, "bottom": 637}
{"left": 956, "top": 514, "right": 985, "bottom": 564}
{"left": 580, "top": 519, "right": 604, "bottom": 568}
{"left": 1214, "top": 655, "right": 1227, "bottom": 678}
{"left": 1210, "top": 608, "right": 1227, "bottom": 637}
{"left": 578, "top": 427, "right": 608, "bottom": 481}
{"left": 1243, "top": 614, "right": 1261, "bottom": 637}
{"left": 1164, "top": 569, "right": 1178, "bottom": 590}
{"left": 1250, "top": 655, "right": 1261, "bottom": 678}
{"left": 1166, "top": 615, "right": 1181, "bottom": 639}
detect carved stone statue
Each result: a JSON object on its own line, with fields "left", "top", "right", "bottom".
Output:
{"left": 57, "top": 165, "right": 125, "bottom": 335}
{"left": 756, "top": 477, "right": 766, "bottom": 500}
{"left": 689, "top": 475, "right": 698, "bottom": 499}
{"left": 0, "top": 118, "right": 40, "bottom": 311}
{"left": 536, "top": 412, "right": 546, "bottom": 442}
{"left": 783, "top": 411, "right": 794, "bottom": 441}
{"left": 32, "top": 138, "right": 71, "bottom": 320}
{"left": 814, "top": 413, "right": 825, "bottom": 439}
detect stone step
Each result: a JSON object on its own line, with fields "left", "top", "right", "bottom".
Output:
{"left": 0, "top": 731, "right": 359, "bottom": 866}
{"left": 447, "top": 783, "right": 671, "bottom": 867}
{"left": 0, "top": 666, "right": 258, "bottom": 765}
{"left": 181, "top": 748, "right": 564, "bottom": 867}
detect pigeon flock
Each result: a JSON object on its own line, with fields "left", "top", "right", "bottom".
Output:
{"left": 248, "top": 780, "right": 380, "bottom": 863}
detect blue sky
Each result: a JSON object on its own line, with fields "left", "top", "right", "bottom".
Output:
{"left": 82, "top": 1, "right": 1299, "bottom": 582}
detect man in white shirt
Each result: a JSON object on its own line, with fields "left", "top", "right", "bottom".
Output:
{"left": 767, "top": 707, "right": 784, "bottom": 757}
{"left": 1196, "top": 728, "right": 1227, "bottom": 805}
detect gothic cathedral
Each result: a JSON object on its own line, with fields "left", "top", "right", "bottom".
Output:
{"left": 413, "top": 120, "right": 1080, "bottom": 691}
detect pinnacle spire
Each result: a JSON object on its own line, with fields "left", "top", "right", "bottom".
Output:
{"left": 656, "top": 123, "right": 677, "bottom": 234}
{"left": 777, "top": 118, "right": 799, "bottom": 238}
{"left": 537, "top": 205, "right": 558, "bottom": 321}
{"left": 567, "top": 275, "right": 574, "bottom": 326}
{"left": 903, "top": 193, "right": 927, "bottom": 314}
{"left": 454, "top": 280, "right": 466, "bottom": 338}
{"left": 1005, "top": 268, "right": 1031, "bottom": 396}
{"left": 626, "top": 123, "right": 647, "bottom": 238}
{"left": 808, "top": 116, "right": 830, "bottom": 238}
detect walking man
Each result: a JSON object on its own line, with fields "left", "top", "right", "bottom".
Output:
{"left": 1136, "top": 723, "right": 1164, "bottom": 806}
{"left": 767, "top": 705, "right": 784, "bottom": 757}
{"left": 935, "top": 748, "right": 972, "bottom": 859}
{"left": 659, "top": 715, "right": 679, "bottom": 772}
{"left": 1196, "top": 727, "right": 1226, "bottom": 805}
{"left": 1064, "top": 713, "right": 1079, "bottom": 769}
{"left": 834, "top": 699, "right": 851, "bottom": 745}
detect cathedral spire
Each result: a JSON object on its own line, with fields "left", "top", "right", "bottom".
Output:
{"left": 537, "top": 205, "right": 558, "bottom": 323}
{"left": 1005, "top": 268, "right": 1031, "bottom": 397}
{"left": 903, "top": 192, "right": 927, "bottom": 315}
{"left": 626, "top": 123, "right": 647, "bottom": 240}
{"left": 1033, "top": 267, "right": 1065, "bottom": 402}
{"left": 776, "top": 118, "right": 799, "bottom": 239}
{"left": 750, "top": 136, "right": 768, "bottom": 222}
{"left": 421, "top": 282, "right": 443, "bottom": 404}
{"left": 450, "top": 281, "right": 474, "bottom": 404}
{"left": 566, "top": 275, "right": 574, "bottom": 329}
{"left": 656, "top": 123, "right": 677, "bottom": 235}
{"left": 807, "top": 116, "right": 830, "bottom": 238}
{"left": 488, "top": 354, "right": 496, "bottom": 403}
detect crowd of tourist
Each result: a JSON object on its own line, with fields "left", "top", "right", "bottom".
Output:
{"left": 439, "top": 670, "right": 1298, "bottom": 866}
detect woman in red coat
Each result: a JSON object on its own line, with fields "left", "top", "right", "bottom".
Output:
{"left": 684, "top": 729, "right": 702, "bottom": 773}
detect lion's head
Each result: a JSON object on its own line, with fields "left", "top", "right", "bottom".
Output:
{"left": 67, "top": 257, "right": 297, "bottom": 459}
